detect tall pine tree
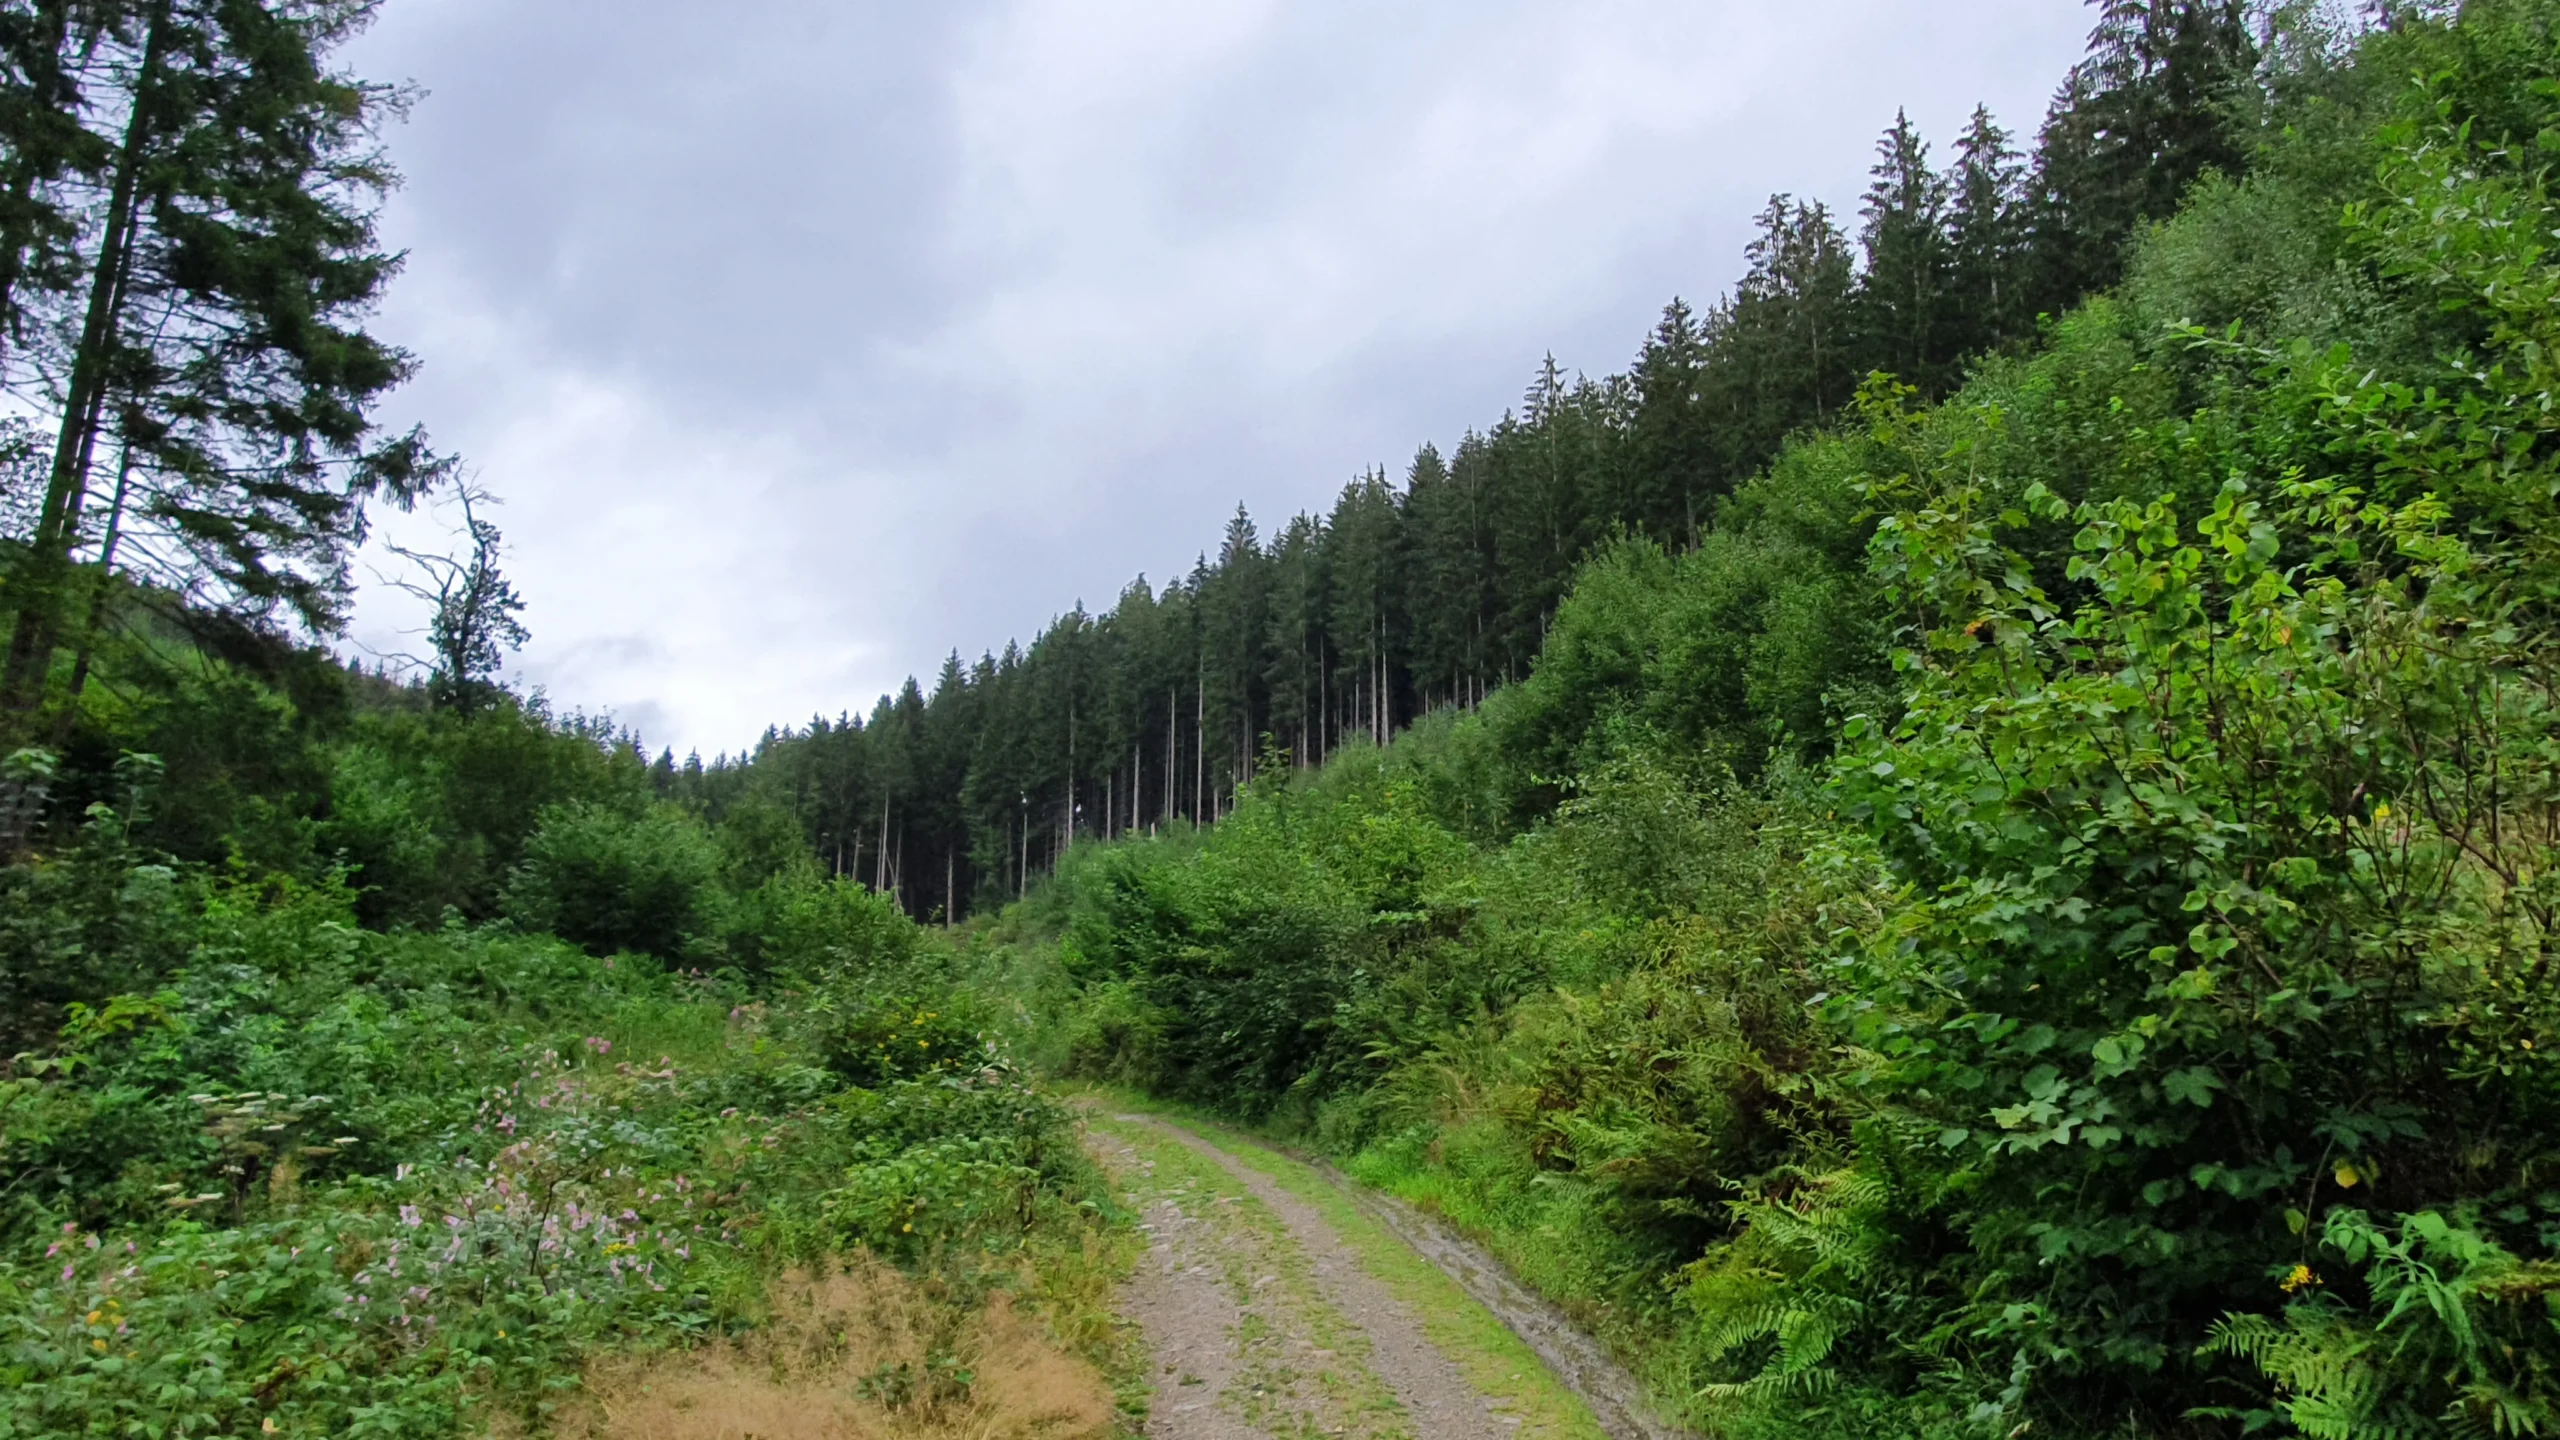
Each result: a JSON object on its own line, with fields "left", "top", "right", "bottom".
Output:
{"left": 1945, "top": 104, "right": 2030, "bottom": 357}
{"left": 2029, "top": 0, "right": 2257, "bottom": 307}
{"left": 1855, "top": 111, "right": 1953, "bottom": 391}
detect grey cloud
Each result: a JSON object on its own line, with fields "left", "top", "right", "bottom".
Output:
{"left": 346, "top": 0, "right": 2095, "bottom": 755}
{"left": 360, "top": 0, "right": 989, "bottom": 417}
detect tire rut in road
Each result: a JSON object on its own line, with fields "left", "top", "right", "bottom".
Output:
{"left": 1088, "top": 1113, "right": 1539, "bottom": 1440}
{"left": 1309, "top": 1160, "right": 1694, "bottom": 1440}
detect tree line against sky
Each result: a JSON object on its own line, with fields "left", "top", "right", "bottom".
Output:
{"left": 677, "top": 0, "right": 2263, "bottom": 920}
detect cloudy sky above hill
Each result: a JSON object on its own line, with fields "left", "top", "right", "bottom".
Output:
{"left": 342, "top": 0, "right": 2093, "bottom": 756}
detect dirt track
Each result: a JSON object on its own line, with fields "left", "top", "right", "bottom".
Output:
{"left": 1084, "top": 1111, "right": 1691, "bottom": 1440}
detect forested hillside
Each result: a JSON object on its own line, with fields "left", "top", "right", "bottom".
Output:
{"left": 981, "top": 2, "right": 2560, "bottom": 1435}
{"left": 676, "top": 0, "right": 2262, "bottom": 921}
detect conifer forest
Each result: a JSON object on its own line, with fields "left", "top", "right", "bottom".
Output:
{"left": 11, "top": 2, "right": 2560, "bottom": 1438}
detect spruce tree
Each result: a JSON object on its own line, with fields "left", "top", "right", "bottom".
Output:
{"left": 2, "top": 0, "right": 442, "bottom": 724}
{"left": 1703, "top": 196, "right": 1856, "bottom": 485}
{"left": 1324, "top": 474, "right": 1401, "bottom": 743}
{"left": 1945, "top": 104, "right": 2029, "bottom": 357}
{"left": 1626, "top": 299, "right": 1714, "bottom": 544}
{"left": 2028, "top": 0, "right": 2257, "bottom": 308}
{"left": 1261, "top": 514, "right": 1324, "bottom": 763}
{"left": 1200, "top": 506, "right": 1270, "bottom": 783}
{"left": 1856, "top": 110, "right": 1954, "bottom": 392}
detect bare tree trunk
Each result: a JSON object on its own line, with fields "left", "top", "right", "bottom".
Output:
{"left": 4, "top": 5, "right": 169, "bottom": 716}
{"left": 56, "top": 438, "right": 135, "bottom": 737}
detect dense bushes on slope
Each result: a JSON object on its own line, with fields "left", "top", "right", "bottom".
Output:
{"left": 1001, "top": 7, "right": 2560, "bottom": 1437}
{"left": 0, "top": 668, "right": 1121, "bottom": 1435}
{"left": 0, "top": 776, "right": 1115, "bottom": 1435}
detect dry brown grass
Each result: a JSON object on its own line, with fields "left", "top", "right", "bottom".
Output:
{"left": 544, "top": 1261, "right": 1118, "bottom": 1440}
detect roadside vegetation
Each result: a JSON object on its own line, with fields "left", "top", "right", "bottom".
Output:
{"left": 982, "top": 7, "right": 2560, "bottom": 1438}
{"left": 0, "top": 711, "right": 1133, "bottom": 1436}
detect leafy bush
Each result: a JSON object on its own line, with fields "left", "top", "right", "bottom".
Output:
{"left": 2205, "top": 1206, "right": 2560, "bottom": 1439}
{"left": 797, "top": 936, "right": 999, "bottom": 1089}
{"left": 502, "top": 802, "right": 725, "bottom": 961}
{"left": 0, "top": 855, "right": 1109, "bottom": 1438}
{"left": 726, "top": 869, "right": 917, "bottom": 978}
{"left": 0, "top": 753, "right": 197, "bottom": 1053}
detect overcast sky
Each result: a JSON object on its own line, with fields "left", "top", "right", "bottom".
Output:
{"left": 341, "top": 0, "right": 2095, "bottom": 757}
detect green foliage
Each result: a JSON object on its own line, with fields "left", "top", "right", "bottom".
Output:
{"left": 725, "top": 868, "right": 916, "bottom": 979}
{"left": 804, "top": 979, "right": 986, "bottom": 1090}
{"left": 502, "top": 801, "right": 725, "bottom": 962}
{"left": 1762, "top": 26, "right": 2560, "bottom": 1422}
{"left": 0, "top": 753, "right": 194, "bottom": 1051}
{"left": 2205, "top": 1207, "right": 2560, "bottom": 1440}
{"left": 0, "top": 832, "right": 1102, "bottom": 1437}
{"left": 320, "top": 699, "right": 650, "bottom": 928}
{"left": 822, "top": 1114, "right": 1050, "bottom": 1261}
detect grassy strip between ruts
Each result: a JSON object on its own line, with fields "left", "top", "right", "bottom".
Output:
{"left": 1084, "top": 1113, "right": 1414, "bottom": 1439}
{"left": 1075, "top": 1089, "right": 1611, "bottom": 1440}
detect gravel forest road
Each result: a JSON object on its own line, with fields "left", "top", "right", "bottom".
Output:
{"left": 1081, "top": 1110, "right": 1692, "bottom": 1440}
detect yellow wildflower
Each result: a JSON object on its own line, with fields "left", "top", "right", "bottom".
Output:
{"left": 2282, "top": 1264, "right": 2318, "bottom": 1293}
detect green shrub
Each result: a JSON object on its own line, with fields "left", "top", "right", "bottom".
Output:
{"left": 806, "top": 988, "right": 986, "bottom": 1089}
{"left": 502, "top": 802, "right": 724, "bottom": 961}
{"left": 0, "top": 753, "right": 198, "bottom": 1054}
{"left": 1053, "top": 978, "right": 1165, "bottom": 1085}
{"left": 817, "top": 1066, "right": 1090, "bottom": 1262}
{"left": 726, "top": 870, "right": 917, "bottom": 978}
{"left": 1815, "top": 255, "right": 2560, "bottom": 1438}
